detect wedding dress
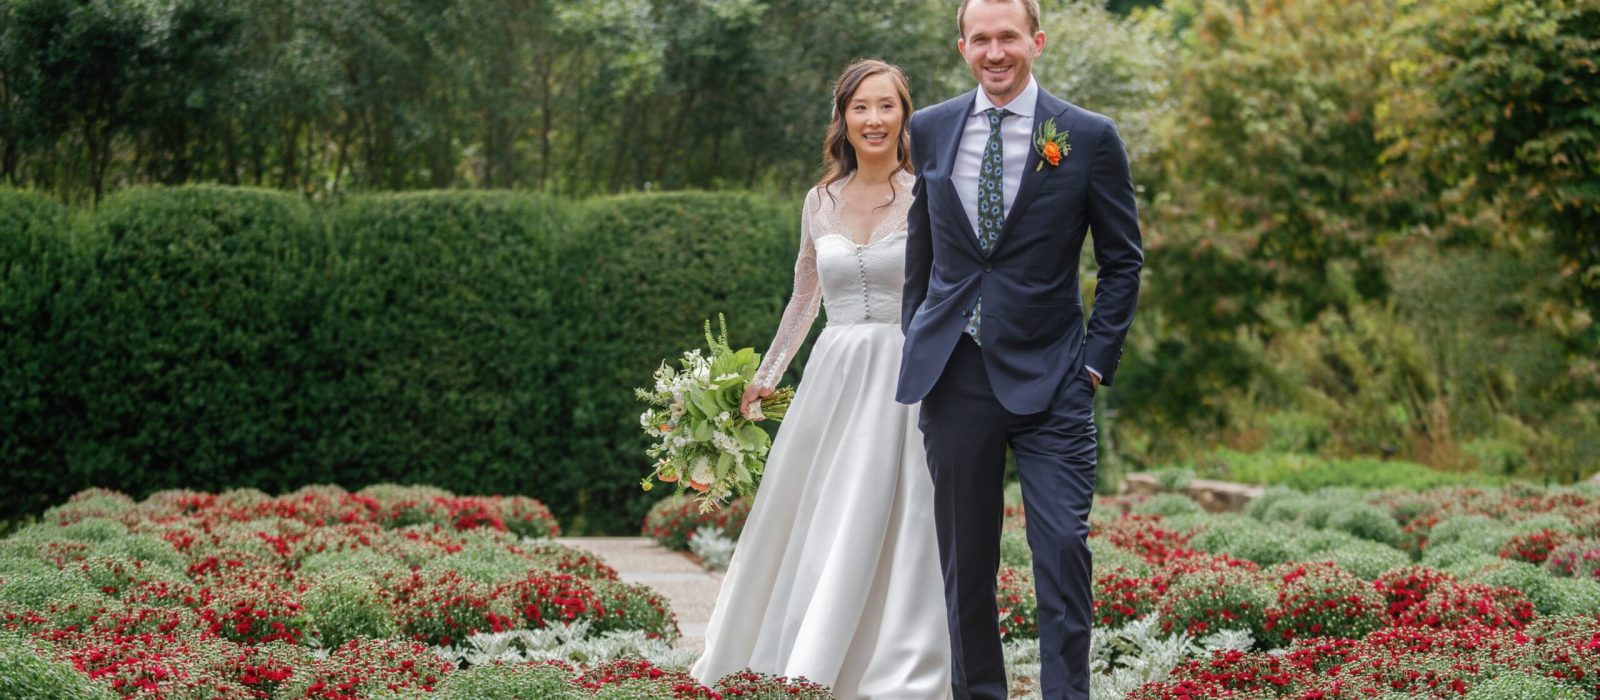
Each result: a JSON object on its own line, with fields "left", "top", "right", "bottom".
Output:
{"left": 691, "top": 171, "right": 953, "bottom": 699}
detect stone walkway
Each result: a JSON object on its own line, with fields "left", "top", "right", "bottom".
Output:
{"left": 557, "top": 537, "right": 722, "bottom": 652}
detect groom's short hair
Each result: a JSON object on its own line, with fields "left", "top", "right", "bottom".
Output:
{"left": 958, "top": 0, "right": 1042, "bottom": 37}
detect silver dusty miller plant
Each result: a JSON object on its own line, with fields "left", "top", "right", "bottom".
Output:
{"left": 689, "top": 525, "right": 737, "bottom": 571}
{"left": 433, "top": 620, "right": 699, "bottom": 670}
{"left": 1004, "top": 615, "right": 1255, "bottom": 700}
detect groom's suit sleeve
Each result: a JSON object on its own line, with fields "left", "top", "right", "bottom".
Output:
{"left": 1082, "top": 117, "right": 1144, "bottom": 387}
{"left": 902, "top": 118, "right": 932, "bottom": 335}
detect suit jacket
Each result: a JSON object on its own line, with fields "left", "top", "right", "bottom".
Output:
{"left": 896, "top": 86, "right": 1143, "bottom": 414}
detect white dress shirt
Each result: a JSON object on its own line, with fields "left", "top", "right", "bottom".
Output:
{"left": 953, "top": 76, "right": 1038, "bottom": 239}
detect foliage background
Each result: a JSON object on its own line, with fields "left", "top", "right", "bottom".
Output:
{"left": 1, "top": 0, "right": 1596, "bottom": 530}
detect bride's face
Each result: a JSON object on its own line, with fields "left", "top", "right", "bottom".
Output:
{"left": 843, "top": 73, "right": 903, "bottom": 162}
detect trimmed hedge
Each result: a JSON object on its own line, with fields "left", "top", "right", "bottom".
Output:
{"left": 0, "top": 186, "right": 808, "bottom": 533}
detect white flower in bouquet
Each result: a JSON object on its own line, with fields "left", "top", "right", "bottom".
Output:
{"left": 635, "top": 315, "right": 794, "bottom": 512}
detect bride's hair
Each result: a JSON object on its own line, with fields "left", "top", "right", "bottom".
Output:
{"left": 818, "top": 59, "right": 914, "bottom": 210}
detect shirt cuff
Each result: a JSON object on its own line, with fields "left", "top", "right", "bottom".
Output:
{"left": 1085, "top": 366, "right": 1103, "bottom": 383}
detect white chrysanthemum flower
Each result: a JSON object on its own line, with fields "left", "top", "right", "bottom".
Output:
{"left": 691, "top": 456, "right": 715, "bottom": 485}
{"left": 711, "top": 431, "right": 742, "bottom": 455}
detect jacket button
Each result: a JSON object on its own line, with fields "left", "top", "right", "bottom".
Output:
{"left": 982, "top": 263, "right": 993, "bottom": 273}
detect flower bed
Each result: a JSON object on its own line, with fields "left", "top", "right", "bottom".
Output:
{"left": 0, "top": 486, "right": 835, "bottom": 698}
{"left": 640, "top": 496, "right": 751, "bottom": 552}
{"left": 1029, "top": 482, "right": 1600, "bottom": 699}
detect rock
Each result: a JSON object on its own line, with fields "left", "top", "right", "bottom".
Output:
{"left": 1118, "top": 472, "right": 1265, "bottom": 514}
{"left": 1119, "top": 472, "right": 1163, "bottom": 497}
{"left": 1185, "top": 478, "right": 1264, "bottom": 513}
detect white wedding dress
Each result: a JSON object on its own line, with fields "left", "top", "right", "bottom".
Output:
{"left": 691, "top": 171, "right": 953, "bottom": 699}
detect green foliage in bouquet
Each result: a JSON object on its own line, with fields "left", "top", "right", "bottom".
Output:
{"left": 637, "top": 315, "right": 795, "bottom": 510}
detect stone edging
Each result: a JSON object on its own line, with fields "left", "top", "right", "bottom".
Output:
{"left": 1119, "top": 472, "right": 1265, "bottom": 513}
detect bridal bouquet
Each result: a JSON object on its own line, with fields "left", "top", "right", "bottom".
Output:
{"left": 636, "top": 315, "right": 794, "bottom": 511}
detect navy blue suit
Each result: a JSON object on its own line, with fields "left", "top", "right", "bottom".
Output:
{"left": 897, "top": 86, "right": 1143, "bottom": 700}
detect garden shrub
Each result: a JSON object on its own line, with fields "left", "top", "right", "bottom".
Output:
{"left": 0, "top": 571, "right": 105, "bottom": 609}
{"left": 1289, "top": 529, "right": 1361, "bottom": 555}
{"left": 1545, "top": 538, "right": 1600, "bottom": 580}
{"left": 1374, "top": 566, "right": 1455, "bottom": 623}
{"left": 431, "top": 663, "right": 581, "bottom": 700}
{"left": 1246, "top": 485, "right": 1306, "bottom": 522}
{"left": 1464, "top": 672, "right": 1585, "bottom": 700}
{"left": 1408, "top": 582, "right": 1537, "bottom": 630}
{"left": 302, "top": 572, "right": 400, "bottom": 650}
{"left": 1263, "top": 562, "right": 1385, "bottom": 645}
{"left": 1515, "top": 616, "right": 1600, "bottom": 698}
{"left": 1000, "top": 528, "right": 1032, "bottom": 568}
{"left": 1090, "top": 537, "right": 1153, "bottom": 576}
{"left": 712, "top": 670, "right": 836, "bottom": 699}
{"left": 0, "top": 632, "right": 119, "bottom": 700}
{"left": 640, "top": 495, "right": 752, "bottom": 551}
{"left": 0, "top": 189, "right": 86, "bottom": 521}
{"left": 1422, "top": 542, "right": 1495, "bottom": 569}
{"left": 1157, "top": 566, "right": 1272, "bottom": 640}
{"left": 1547, "top": 578, "right": 1600, "bottom": 617}
{"left": 1132, "top": 493, "right": 1201, "bottom": 518}
{"left": 1265, "top": 411, "right": 1333, "bottom": 453}
{"left": 1324, "top": 503, "right": 1404, "bottom": 547}
{"left": 1427, "top": 516, "right": 1514, "bottom": 555}
{"left": 1464, "top": 560, "right": 1570, "bottom": 616}
{"left": 278, "top": 639, "right": 454, "bottom": 698}
{"left": 997, "top": 566, "right": 1039, "bottom": 641}
{"left": 1, "top": 187, "right": 800, "bottom": 534}
{"left": 1189, "top": 515, "right": 1302, "bottom": 567}
{"left": 1324, "top": 541, "right": 1411, "bottom": 580}
{"left": 1094, "top": 566, "right": 1166, "bottom": 628}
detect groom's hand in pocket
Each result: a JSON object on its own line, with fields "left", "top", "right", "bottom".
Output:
{"left": 741, "top": 384, "right": 775, "bottom": 421}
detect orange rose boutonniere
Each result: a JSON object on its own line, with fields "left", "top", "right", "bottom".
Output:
{"left": 1033, "top": 118, "right": 1070, "bottom": 171}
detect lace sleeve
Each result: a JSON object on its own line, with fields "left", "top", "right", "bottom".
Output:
{"left": 752, "top": 189, "right": 823, "bottom": 391}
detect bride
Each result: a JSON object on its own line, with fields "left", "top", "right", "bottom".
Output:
{"left": 690, "top": 59, "right": 953, "bottom": 699}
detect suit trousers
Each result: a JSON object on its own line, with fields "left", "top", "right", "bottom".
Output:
{"left": 919, "top": 334, "right": 1098, "bottom": 700}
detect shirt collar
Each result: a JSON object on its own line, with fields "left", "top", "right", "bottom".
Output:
{"left": 971, "top": 75, "right": 1038, "bottom": 119}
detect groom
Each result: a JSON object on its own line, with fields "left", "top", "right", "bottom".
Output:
{"left": 897, "top": 0, "right": 1143, "bottom": 698}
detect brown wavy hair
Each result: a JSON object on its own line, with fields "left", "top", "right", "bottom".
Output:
{"left": 817, "top": 59, "right": 914, "bottom": 209}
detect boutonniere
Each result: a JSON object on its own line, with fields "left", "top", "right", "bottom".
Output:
{"left": 1033, "top": 118, "right": 1070, "bottom": 171}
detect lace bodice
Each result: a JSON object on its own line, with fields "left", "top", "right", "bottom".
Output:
{"left": 753, "top": 171, "right": 915, "bottom": 390}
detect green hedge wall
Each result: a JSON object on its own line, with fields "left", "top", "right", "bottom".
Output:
{"left": 0, "top": 186, "right": 811, "bottom": 533}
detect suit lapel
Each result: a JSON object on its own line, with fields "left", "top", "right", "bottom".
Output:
{"left": 993, "top": 89, "right": 1070, "bottom": 255}
{"left": 939, "top": 91, "right": 984, "bottom": 258}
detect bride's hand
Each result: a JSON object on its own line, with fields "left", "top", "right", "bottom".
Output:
{"left": 741, "top": 384, "right": 775, "bottom": 420}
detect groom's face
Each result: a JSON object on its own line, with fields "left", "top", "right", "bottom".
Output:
{"left": 958, "top": 0, "right": 1045, "bottom": 107}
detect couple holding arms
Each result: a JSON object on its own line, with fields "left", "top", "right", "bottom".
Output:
{"left": 690, "top": 0, "right": 1144, "bottom": 698}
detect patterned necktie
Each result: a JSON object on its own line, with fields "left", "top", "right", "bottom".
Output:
{"left": 965, "top": 107, "right": 1010, "bottom": 345}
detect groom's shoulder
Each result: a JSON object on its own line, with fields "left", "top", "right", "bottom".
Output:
{"left": 1051, "top": 97, "right": 1120, "bottom": 143}
{"left": 911, "top": 91, "right": 974, "bottom": 131}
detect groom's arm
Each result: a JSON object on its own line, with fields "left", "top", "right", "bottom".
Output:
{"left": 1082, "top": 117, "right": 1144, "bottom": 387}
{"left": 902, "top": 122, "right": 932, "bottom": 335}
